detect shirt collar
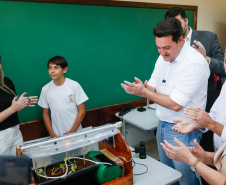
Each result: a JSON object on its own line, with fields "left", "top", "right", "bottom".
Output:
{"left": 174, "top": 42, "right": 188, "bottom": 63}
{"left": 185, "top": 27, "right": 192, "bottom": 44}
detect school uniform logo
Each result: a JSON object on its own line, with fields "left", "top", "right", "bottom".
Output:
{"left": 68, "top": 95, "right": 75, "bottom": 103}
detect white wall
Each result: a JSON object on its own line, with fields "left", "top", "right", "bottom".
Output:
{"left": 117, "top": 0, "right": 226, "bottom": 50}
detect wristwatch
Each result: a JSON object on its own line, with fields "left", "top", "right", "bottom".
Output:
{"left": 191, "top": 159, "right": 200, "bottom": 172}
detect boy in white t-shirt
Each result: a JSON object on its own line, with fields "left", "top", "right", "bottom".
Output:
{"left": 38, "top": 56, "right": 88, "bottom": 137}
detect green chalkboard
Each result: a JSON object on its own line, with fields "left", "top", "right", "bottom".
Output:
{"left": 0, "top": 0, "right": 196, "bottom": 122}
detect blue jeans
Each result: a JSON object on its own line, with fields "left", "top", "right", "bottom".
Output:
{"left": 157, "top": 120, "right": 202, "bottom": 185}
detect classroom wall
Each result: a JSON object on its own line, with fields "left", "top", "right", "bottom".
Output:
{"left": 118, "top": 0, "right": 226, "bottom": 50}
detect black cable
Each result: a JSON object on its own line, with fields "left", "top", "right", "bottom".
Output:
{"left": 132, "top": 159, "right": 148, "bottom": 175}
{"left": 132, "top": 159, "right": 136, "bottom": 168}
{"left": 132, "top": 153, "right": 137, "bottom": 168}
{"left": 132, "top": 153, "right": 148, "bottom": 175}
{"left": 132, "top": 153, "right": 137, "bottom": 158}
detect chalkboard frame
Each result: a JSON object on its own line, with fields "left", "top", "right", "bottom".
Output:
{"left": 8, "top": 0, "right": 197, "bottom": 29}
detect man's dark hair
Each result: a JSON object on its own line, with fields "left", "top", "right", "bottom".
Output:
{"left": 153, "top": 18, "right": 183, "bottom": 43}
{"left": 164, "top": 7, "right": 187, "bottom": 20}
{"left": 47, "top": 56, "right": 68, "bottom": 69}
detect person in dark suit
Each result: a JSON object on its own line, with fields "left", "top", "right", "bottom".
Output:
{"left": 165, "top": 7, "right": 226, "bottom": 185}
{"left": 190, "top": 31, "right": 225, "bottom": 113}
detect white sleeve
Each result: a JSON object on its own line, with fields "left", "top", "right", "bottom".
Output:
{"left": 221, "top": 127, "right": 226, "bottom": 139}
{"left": 38, "top": 88, "right": 49, "bottom": 109}
{"left": 74, "top": 83, "right": 88, "bottom": 105}
{"left": 210, "top": 101, "right": 226, "bottom": 140}
{"left": 199, "top": 127, "right": 209, "bottom": 133}
{"left": 170, "top": 62, "right": 209, "bottom": 106}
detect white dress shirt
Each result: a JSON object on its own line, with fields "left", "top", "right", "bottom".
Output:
{"left": 148, "top": 43, "right": 210, "bottom": 123}
{"left": 209, "top": 83, "right": 226, "bottom": 149}
{"left": 184, "top": 27, "right": 192, "bottom": 45}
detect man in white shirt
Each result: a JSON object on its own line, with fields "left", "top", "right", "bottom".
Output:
{"left": 165, "top": 8, "right": 226, "bottom": 184}
{"left": 165, "top": 7, "right": 225, "bottom": 155}
{"left": 121, "top": 18, "right": 210, "bottom": 185}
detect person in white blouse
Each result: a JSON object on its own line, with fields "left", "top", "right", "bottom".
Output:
{"left": 160, "top": 56, "right": 226, "bottom": 185}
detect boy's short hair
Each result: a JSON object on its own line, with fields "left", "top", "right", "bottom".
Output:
{"left": 47, "top": 56, "right": 68, "bottom": 69}
{"left": 164, "top": 7, "right": 187, "bottom": 20}
{"left": 153, "top": 18, "right": 183, "bottom": 43}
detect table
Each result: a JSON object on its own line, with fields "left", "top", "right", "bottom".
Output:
{"left": 131, "top": 147, "right": 182, "bottom": 185}
{"left": 115, "top": 106, "right": 159, "bottom": 139}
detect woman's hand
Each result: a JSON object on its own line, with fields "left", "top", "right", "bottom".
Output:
{"left": 11, "top": 95, "right": 29, "bottom": 112}
{"left": 19, "top": 92, "right": 38, "bottom": 107}
{"left": 160, "top": 137, "right": 197, "bottom": 167}
{"left": 11, "top": 92, "right": 38, "bottom": 112}
{"left": 27, "top": 96, "right": 38, "bottom": 107}
{"left": 188, "top": 139, "right": 206, "bottom": 163}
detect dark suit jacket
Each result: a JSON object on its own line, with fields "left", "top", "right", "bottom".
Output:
{"left": 191, "top": 29, "right": 225, "bottom": 112}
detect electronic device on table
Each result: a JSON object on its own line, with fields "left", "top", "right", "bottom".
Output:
{"left": 16, "top": 122, "right": 133, "bottom": 185}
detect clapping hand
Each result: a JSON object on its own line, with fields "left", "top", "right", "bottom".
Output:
{"left": 184, "top": 106, "right": 213, "bottom": 128}
{"left": 121, "top": 77, "right": 146, "bottom": 97}
{"left": 171, "top": 106, "right": 209, "bottom": 134}
{"left": 11, "top": 92, "right": 38, "bottom": 112}
{"left": 11, "top": 95, "right": 29, "bottom": 112}
{"left": 172, "top": 118, "right": 204, "bottom": 134}
{"left": 160, "top": 137, "right": 197, "bottom": 166}
{"left": 188, "top": 139, "right": 206, "bottom": 163}
{"left": 19, "top": 92, "right": 38, "bottom": 107}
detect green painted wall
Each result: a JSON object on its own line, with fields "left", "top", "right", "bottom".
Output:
{"left": 0, "top": 1, "right": 194, "bottom": 122}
